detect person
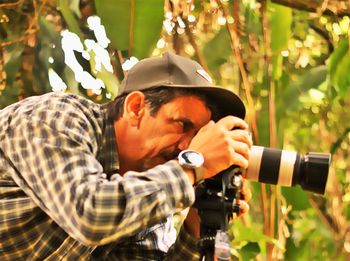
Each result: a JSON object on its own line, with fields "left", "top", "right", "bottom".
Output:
{"left": 0, "top": 52, "right": 252, "bottom": 260}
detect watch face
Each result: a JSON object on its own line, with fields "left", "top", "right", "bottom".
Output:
{"left": 179, "top": 150, "right": 204, "bottom": 168}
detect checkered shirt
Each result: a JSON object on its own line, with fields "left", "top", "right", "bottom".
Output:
{"left": 0, "top": 92, "right": 201, "bottom": 260}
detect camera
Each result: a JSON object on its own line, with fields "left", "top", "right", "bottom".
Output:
{"left": 194, "top": 146, "right": 331, "bottom": 260}
{"left": 194, "top": 146, "right": 331, "bottom": 216}
{"left": 195, "top": 146, "right": 331, "bottom": 212}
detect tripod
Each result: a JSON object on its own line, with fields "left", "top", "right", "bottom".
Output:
{"left": 193, "top": 167, "right": 243, "bottom": 261}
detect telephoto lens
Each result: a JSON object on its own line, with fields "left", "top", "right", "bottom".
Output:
{"left": 244, "top": 146, "right": 331, "bottom": 195}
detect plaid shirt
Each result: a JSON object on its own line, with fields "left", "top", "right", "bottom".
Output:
{"left": 0, "top": 92, "right": 201, "bottom": 260}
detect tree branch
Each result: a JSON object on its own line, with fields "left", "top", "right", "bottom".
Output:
{"left": 271, "top": 0, "right": 350, "bottom": 17}
{"left": 215, "top": 0, "right": 259, "bottom": 145}
{"left": 0, "top": 32, "right": 37, "bottom": 48}
{"left": 0, "top": 0, "right": 24, "bottom": 8}
{"left": 184, "top": 19, "right": 210, "bottom": 74}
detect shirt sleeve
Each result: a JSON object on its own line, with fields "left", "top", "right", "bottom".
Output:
{"left": 1, "top": 105, "right": 195, "bottom": 246}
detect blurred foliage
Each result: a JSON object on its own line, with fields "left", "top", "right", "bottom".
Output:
{"left": 1, "top": 0, "right": 350, "bottom": 260}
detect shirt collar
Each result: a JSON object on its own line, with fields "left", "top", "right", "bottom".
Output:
{"left": 98, "top": 106, "right": 120, "bottom": 176}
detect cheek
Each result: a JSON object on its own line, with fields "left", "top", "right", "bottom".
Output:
{"left": 155, "top": 133, "right": 183, "bottom": 145}
{"left": 143, "top": 120, "right": 179, "bottom": 141}
{"left": 146, "top": 133, "right": 183, "bottom": 152}
{"left": 139, "top": 118, "right": 183, "bottom": 152}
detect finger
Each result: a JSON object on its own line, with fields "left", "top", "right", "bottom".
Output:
{"left": 241, "top": 181, "right": 252, "bottom": 202}
{"left": 231, "top": 150, "right": 249, "bottom": 169}
{"left": 230, "top": 129, "right": 253, "bottom": 148}
{"left": 238, "top": 200, "right": 250, "bottom": 216}
{"left": 197, "top": 120, "right": 215, "bottom": 133}
{"left": 231, "top": 140, "right": 251, "bottom": 161}
{"left": 216, "top": 116, "right": 249, "bottom": 131}
{"left": 203, "top": 120, "right": 215, "bottom": 128}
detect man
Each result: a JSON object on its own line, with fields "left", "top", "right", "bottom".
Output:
{"left": 0, "top": 52, "right": 252, "bottom": 260}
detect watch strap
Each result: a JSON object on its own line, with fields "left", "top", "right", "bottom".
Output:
{"left": 193, "top": 165, "right": 204, "bottom": 183}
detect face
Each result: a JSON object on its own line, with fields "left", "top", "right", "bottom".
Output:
{"left": 125, "top": 95, "right": 212, "bottom": 171}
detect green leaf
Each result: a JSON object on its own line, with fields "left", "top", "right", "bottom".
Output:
{"left": 59, "top": 0, "right": 83, "bottom": 39}
{"left": 277, "top": 65, "right": 327, "bottom": 119}
{"left": 38, "top": 17, "right": 66, "bottom": 74}
{"left": 240, "top": 242, "right": 260, "bottom": 261}
{"left": 281, "top": 186, "right": 310, "bottom": 211}
{"left": 257, "top": 96, "right": 270, "bottom": 147}
{"left": 271, "top": 54, "right": 283, "bottom": 80}
{"left": 88, "top": 51, "right": 119, "bottom": 98}
{"left": 3, "top": 43, "right": 24, "bottom": 85}
{"left": 202, "top": 28, "right": 232, "bottom": 74}
{"left": 69, "top": 0, "right": 81, "bottom": 18}
{"left": 268, "top": 3, "right": 292, "bottom": 53}
{"left": 284, "top": 236, "right": 305, "bottom": 260}
{"left": 0, "top": 83, "right": 21, "bottom": 109}
{"left": 327, "top": 37, "right": 348, "bottom": 79}
{"left": 231, "top": 219, "right": 283, "bottom": 249}
{"left": 327, "top": 37, "right": 350, "bottom": 96}
{"left": 63, "top": 66, "right": 80, "bottom": 95}
{"left": 32, "top": 17, "right": 66, "bottom": 95}
{"left": 0, "top": 43, "right": 24, "bottom": 108}
{"left": 95, "top": 0, "right": 164, "bottom": 59}
{"left": 332, "top": 54, "right": 350, "bottom": 96}
{"left": 268, "top": 3, "right": 292, "bottom": 80}
{"left": 0, "top": 45, "right": 23, "bottom": 108}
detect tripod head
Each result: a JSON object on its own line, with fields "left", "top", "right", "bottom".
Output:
{"left": 193, "top": 166, "right": 243, "bottom": 260}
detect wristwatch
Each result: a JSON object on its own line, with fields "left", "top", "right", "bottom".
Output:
{"left": 178, "top": 150, "right": 204, "bottom": 183}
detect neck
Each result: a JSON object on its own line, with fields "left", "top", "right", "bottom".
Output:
{"left": 114, "top": 119, "right": 141, "bottom": 174}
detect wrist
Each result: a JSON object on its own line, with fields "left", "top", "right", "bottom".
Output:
{"left": 178, "top": 150, "right": 204, "bottom": 184}
{"left": 180, "top": 165, "right": 196, "bottom": 185}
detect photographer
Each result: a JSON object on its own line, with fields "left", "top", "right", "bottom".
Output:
{"left": 0, "top": 52, "right": 252, "bottom": 260}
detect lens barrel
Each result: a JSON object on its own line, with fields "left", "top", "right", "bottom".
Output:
{"left": 244, "top": 146, "right": 331, "bottom": 194}
{"left": 295, "top": 152, "right": 331, "bottom": 194}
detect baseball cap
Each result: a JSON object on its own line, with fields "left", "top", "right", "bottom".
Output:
{"left": 118, "top": 52, "right": 246, "bottom": 119}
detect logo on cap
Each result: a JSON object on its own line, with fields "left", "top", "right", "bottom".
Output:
{"left": 196, "top": 69, "right": 213, "bottom": 84}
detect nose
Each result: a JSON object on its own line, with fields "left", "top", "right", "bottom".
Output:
{"left": 177, "top": 134, "right": 194, "bottom": 151}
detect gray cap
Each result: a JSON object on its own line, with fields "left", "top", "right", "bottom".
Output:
{"left": 118, "top": 52, "right": 246, "bottom": 119}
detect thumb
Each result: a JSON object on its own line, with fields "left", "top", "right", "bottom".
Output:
{"left": 198, "top": 120, "right": 215, "bottom": 132}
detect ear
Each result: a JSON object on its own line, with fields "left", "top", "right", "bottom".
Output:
{"left": 123, "top": 91, "right": 146, "bottom": 126}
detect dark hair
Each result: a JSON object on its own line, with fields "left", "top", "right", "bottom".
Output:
{"left": 106, "top": 87, "right": 220, "bottom": 121}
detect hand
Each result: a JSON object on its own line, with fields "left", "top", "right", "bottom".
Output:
{"left": 236, "top": 177, "right": 252, "bottom": 218}
{"left": 188, "top": 116, "right": 252, "bottom": 180}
